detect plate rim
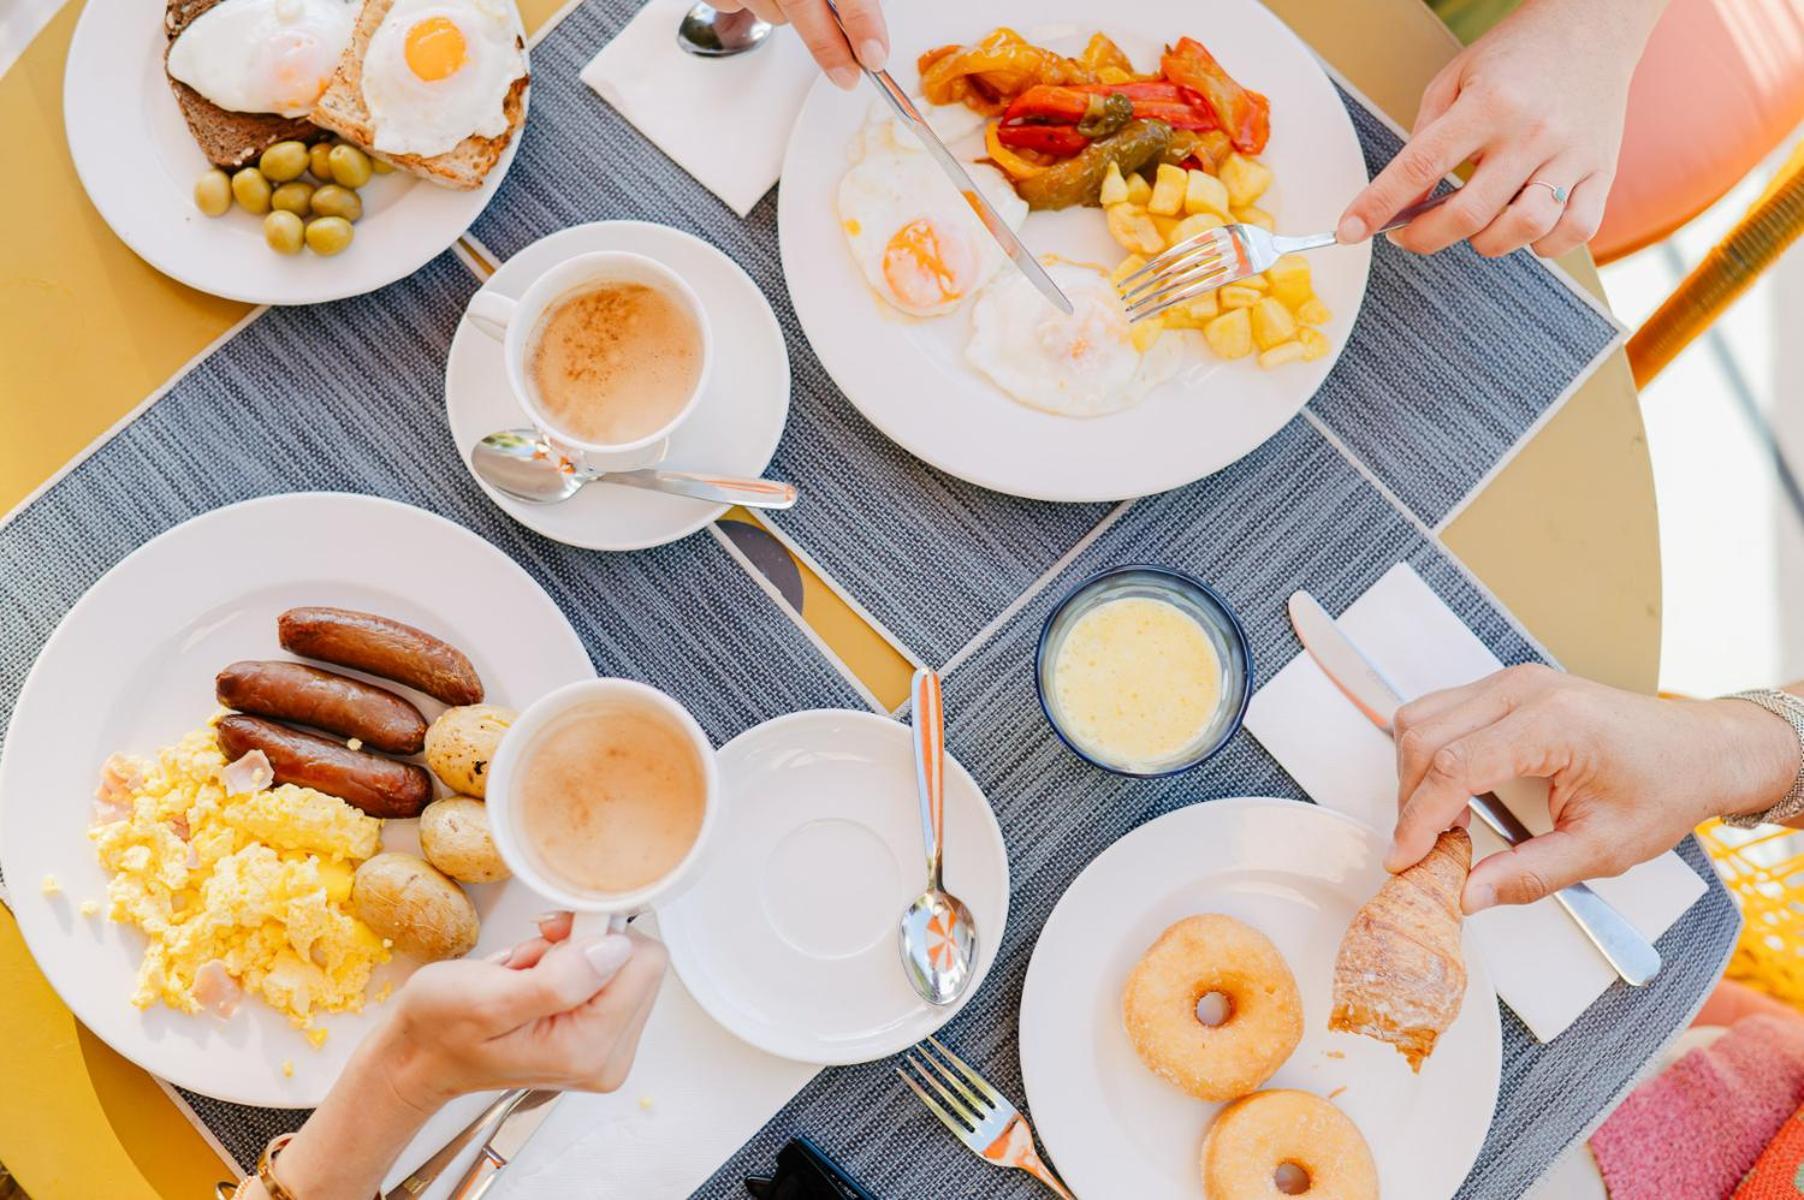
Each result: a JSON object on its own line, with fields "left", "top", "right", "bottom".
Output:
{"left": 0, "top": 491, "right": 593, "bottom": 1106}
{"left": 657, "top": 707, "right": 1012, "bottom": 1065}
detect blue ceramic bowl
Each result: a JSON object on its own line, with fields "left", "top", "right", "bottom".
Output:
{"left": 1035, "top": 565, "right": 1253, "bottom": 777}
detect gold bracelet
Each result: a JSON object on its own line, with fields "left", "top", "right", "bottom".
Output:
{"left": 257, "top": 1133, "right": 302, "bottom": 1200}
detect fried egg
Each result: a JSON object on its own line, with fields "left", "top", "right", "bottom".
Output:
{"left": 838, "top": 118, "right": 1029, "bottom": 318}
{"left": 167, "top": 0, "right": 358, "bottom": 118}
{"left": 967, "top": 265, "right": 1165, "bottom": 418}
{"left": 362, "top": 0, "right": 525, "bottom": 158}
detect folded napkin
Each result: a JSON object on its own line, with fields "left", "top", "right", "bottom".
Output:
{"left": 1591, "top": 1014, "right": 1804, "bottom": 1200}
{"left": 580, "top": 0, "right": 818, "bottom": 217}
{"left": 1244, "top": 562, "right": 1709, "bottom": 1042}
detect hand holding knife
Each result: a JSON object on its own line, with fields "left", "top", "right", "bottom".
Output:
{"left": 1286, "top": 591, "right": 1662, "bottom": 987}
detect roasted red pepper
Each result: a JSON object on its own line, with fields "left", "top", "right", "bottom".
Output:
{"left": 1161, "top": 37, "right": 1270, "bottom": 154}
{"left": 995, "top": 124, "right": 1091, "bottom": 157}
{"left": 1005, "top": 83, "right": 1219, "bottom": 133}
{"left": 1004, "top": 85, "right": 1092, "bottom": 125}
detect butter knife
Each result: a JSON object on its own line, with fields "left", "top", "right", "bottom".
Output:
{"left": 1286, "top": 590, "right": 1662, "bottom": 988}
{"left": 446, "top": 1090, "right": 560, "bottom": 1200}
{"left": 822, "top": 1, "right": 1074, "bottom": 316}
{"left": 384, "top": 1090, "right": 528, "bottom": 1200}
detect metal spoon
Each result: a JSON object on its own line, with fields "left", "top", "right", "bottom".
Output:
{"left": 676, "top": 2, "right": 772, "bottom": 57}
{"left": 472, "top": 429, "right": 798, "bottom": 510}
{"left": 899, "top": 668, "right": 978, "bottom": 1007}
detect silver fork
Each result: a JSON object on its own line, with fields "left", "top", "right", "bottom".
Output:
{"left": 897, "top": 1037, "right": 1076, "bottom": 1198}
{"left": 1117, "top": 189, "right": 1456, "bottom": 323}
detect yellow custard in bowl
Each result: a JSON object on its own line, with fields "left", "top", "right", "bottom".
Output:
{"left": 1037, "top": 567, "right": 1251, "bottom": 776}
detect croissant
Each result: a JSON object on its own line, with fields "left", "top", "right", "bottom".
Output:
{"left": 1329, "top": 827, "right": 1471, "bottom": 1071}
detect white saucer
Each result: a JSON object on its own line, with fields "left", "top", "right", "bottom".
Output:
{"left": 657, "top": 710, "right": 1010, "bottom": 1064}
{"left": 446, "top": 222, "right": 791, "bottom": 551}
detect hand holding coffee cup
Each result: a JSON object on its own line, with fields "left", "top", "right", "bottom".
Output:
{"left": 465, "top": 252, "right": 713, "bottom": 472}
{"left": 487, "top": 679, "right": 720, "bottom": 940}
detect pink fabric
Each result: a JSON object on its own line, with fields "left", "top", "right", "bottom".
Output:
{"left": 1591, "top": 1016, "right": 1804, "bottom": 1200}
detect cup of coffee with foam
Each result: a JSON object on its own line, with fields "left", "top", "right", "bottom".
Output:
{"left": 465, "top": 251, "right": 712, "bottom": 471}
{"left": 487, "top": 679, "right": 719, "bottom": 933}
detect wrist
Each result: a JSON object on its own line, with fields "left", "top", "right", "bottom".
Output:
{"left": 1708, "top": 696, "right": 1801, "bottom": 819}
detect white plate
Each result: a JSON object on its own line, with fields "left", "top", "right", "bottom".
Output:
{"left": 0, "top": 493, "right": 593, "bottom": 1107}
{"left": 657, "top": 710, "right": 1010, "bottom": 1064}
{"left": 778, "top": 0, "right": 1371, "bottom": 502}
{"left": 64, "top": 1, "right": 526, "bottom": 306}
{"left": 1020, "top": 797, "right": 1501, "bottom": 1199}
{"left": 446, "top": 221, "right": 792, "bottom": 551}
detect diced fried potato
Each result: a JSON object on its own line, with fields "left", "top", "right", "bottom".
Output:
{"left": 1161, "top": 290, "right": 1221, "bottom": 329}
{"left": 1298, "top": 327, "right": 1332, "bottom": 361}
{"left": 1106, "top": 204, "right": 1166, "bottom": 256}
{"left": 1258, "top": 341, "right": 1307, "bottom": 369}
{"left": 1110, "top": 254, "right": 1147, "bottom": 286}
{"left": 1220, "top": 154, "right": 1273, "bottom": 208}
{"left": 1098, "top": 65, "right": 1134, "bottom": 85}
{"left": 1184, "top": 169, "right": 1231, "bottom": 217}
{"left": 1239, "top": 273, "right": 1269, "bottom": 291}
{"left": 1151, "top": 213, "right": 1183, "bottom": 245}
{"left": 1233, "top": 205, "right": 1274, "bottom": 231}
{"left": 1203, "top": 308, "right": 1254, "bottom": 359}
{"left": 1266, "top": 254, "right": 1312, "bottom": 310}
{"left": 1219, "top": 284, "right": 1261, "bottom": 310}
{"left": 1250, "top": 297, "right": 1298, "bottom": 350}
{"left": 1168, "top": 212, "right": 1225, "bottom": 248}
{"left": 1130, "top": 316, "right": 1165, "bottom": 354}
{"left": 1099, "top": 162, "right": 1129, "bottom": 207}
{"left": 1123, "top": 172, "right": 1153, "bottom": 207}
{"left": 1148, "top": 163, "right": 1187, "bottom": 216}
{"left": 1297, "top": 297, "right": 1333, "bottom": 326}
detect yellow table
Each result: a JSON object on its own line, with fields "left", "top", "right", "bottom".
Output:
{"left": 0, "top": 0, "right": 1661, "bottom": 1195}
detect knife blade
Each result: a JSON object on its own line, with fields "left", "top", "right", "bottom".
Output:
{"left": 822, "top": 2, "right": 1074, "bottom": 316}
{"left": 1285, "top": 590, "right": 1662, "bottom": 988}
{"left": 447, "top": 1090, "right": 560, "bottom": 1200}
{"left": 384, "top": 1089, "right": 529, "bottom": 1199}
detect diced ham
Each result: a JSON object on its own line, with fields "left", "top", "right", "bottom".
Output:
{"left": 92, "top": 754, "right": 142, "bottom": 825}
{"left": 191, "top": 960, "right": 243, "bottom": 1020}
{"left": 221, "top": 749, "right": 274, "bottom": 797}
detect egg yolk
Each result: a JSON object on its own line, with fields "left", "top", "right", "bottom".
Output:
{"left": 405, "top": 16, "right": 467, "bottom": 82}
{"left": 882, "top": 218, "right": 970, "bottom": 310}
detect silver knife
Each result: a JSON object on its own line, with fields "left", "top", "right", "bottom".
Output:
{"left": 446, "top": 1090, "right": 560, "bottom": 1200}
{"left": 385, "top": 1089, "right": 530, "bottom": 1199}
{"left": 1286, "top": 590, "right": 1662, "bottom": 988}
{"left": 822, "top": 2, "right": 1074, "bottom": 316}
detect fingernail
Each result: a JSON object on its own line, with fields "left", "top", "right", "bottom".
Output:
{"left": 1336, "top": 214, "right": 1366, "bottom": 243}
{"left": 486, "top": 946, "right": 514, "bottom": 965}
{"left": 828, "top": 64, "right": 860, "bottom": 90}
{"left": 858, "top": 39, "right": 887, "bottom": 71}
{"left": 1464, "top": 881, "right": 1495, "bottom": 914}
{"left": 1382, "top": 839, "right": 1405, "bottom": 872}
{"left": 582, "top": 935, "right": 634, "bottom": 984}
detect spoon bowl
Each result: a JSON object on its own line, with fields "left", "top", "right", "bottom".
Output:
{"left": 677, "top": 3, "right": 772, "bottom": 57}
{"left": 899, "top": 669, "right": 979, "bottom": 1007}
{"left": 472, "top": 428, "right": 798, "bottom": 510}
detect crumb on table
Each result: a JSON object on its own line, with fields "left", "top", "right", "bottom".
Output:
{"left": 1328, "top": 1085, "right": 1347, "bottom": 1100}
{"left": 79, "top": 899, "right": 100, "bottom": 917}
{"left": 637, "top": 1096, "right": 654, "bottom": 1112}
{"left": 282, "top": 1060, "right": 295, "bottom": 1079}
{"left": 305, "top": 1027, "right": 329, "bottom": 1050}
{"left": 40, "top": 874, "right": 60, "bottom": 896}
{"left": 1324, "top": 1050, "right": 1345, "bottom": 1060}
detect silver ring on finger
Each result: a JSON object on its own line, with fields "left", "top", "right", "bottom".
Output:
{"left": 1522, "top": 180, "right": 1569, "bottom": 205}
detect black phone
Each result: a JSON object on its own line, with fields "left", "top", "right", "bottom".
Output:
{"left": 744, "top": 1136, "right": 878, "bottom": 1199}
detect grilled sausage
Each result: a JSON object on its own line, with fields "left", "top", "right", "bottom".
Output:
{"left": 216, "top": 661, "right": 429, "bottom": 754}
{"left": 277, "top": 607, "right": 484, "bottom": 706}
{"left": 217, "top": 715, "right": 433, "bottom": 818}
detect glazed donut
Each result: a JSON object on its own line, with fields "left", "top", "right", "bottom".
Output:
{"left": 1121, "top": 914, "right": 1303, "bottom": 1101}
{"left": 1201, "top": 1089, "right": 1378, "bottom": 1200}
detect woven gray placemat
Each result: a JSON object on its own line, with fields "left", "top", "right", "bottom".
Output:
{"left": 0, "top": 250, "right": 871, "bottom": 1171}
{"left": 470, "top": 1, "right": 1619, "bottom": 668}
{"left": 690, "top": 418, "right": 1736, "bottom": 1200}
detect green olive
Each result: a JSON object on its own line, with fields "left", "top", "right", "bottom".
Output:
{"left": 193, "top": 168, "right": 232, "bottom": 217}
{"left": 304, "top": 215, "right": 354, "bottom": 256}
{"left": 264, "top": 210, "right": 305, "bottom": 254}
{"left": 231, "top": 167, "right": 272, "bottom": 215}
{"left": 309, "top": 184, "right": 363, "bottom": 222}
{"left": 271, "top": 180, "right": 315, "bottom": 216}
{"left": 328, "top": 144, "right": 373, "bottom": 188}
{"left": 369, "top": 156, "right": 395, "bottom": 175}
{"left": 259, "top": 140, "right": 309, "bottom": 183}
{"left": 308, "top": 141, "right": 336, "bottom": 183}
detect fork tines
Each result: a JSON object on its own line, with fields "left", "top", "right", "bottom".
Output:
{"left": 1117, "top": 227, "right": 1247, "bottom": 324}
{"left": 897, "top": 1036, "right": 1006, "bottom": 1140}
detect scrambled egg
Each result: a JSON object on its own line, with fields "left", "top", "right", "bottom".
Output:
{"left": 91, "top": 725, "right": 389, "bottom": 1039}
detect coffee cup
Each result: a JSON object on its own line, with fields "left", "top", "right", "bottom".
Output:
{"left": 464, "top": 251, "right": 713, "bottom": 472}
{"left": 487, "top": 678, "right": 720, "bottom": 937}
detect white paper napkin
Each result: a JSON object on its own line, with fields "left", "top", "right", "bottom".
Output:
{"left": 580, "top": 0, "right": 818, "bottom": 218}
{"left": 1244, "top": 563, "right": 1709, "bottom": 1042}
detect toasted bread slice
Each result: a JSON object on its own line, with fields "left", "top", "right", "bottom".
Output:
{"left": 308, "top": 0, "right": 528, "bottom": 191}
{"left": 165, "top": 0, "right": 331, "bottom": 169}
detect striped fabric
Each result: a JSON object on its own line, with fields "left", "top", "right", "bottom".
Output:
{"left": 0, "top": 250, "right": 871, "bottom": 1170}
{"left": 470, "top": 1, "right": 1619, "bottom": 666}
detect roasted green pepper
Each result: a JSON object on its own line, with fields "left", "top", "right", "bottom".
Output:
{"left": 1075, "top": 92, "right": 1134, "bottom": 139}
{"left": 1016, "top": 119, "right": 1172, "bottom": 211}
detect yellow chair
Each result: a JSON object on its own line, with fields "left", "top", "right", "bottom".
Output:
{"left": 1699, "top": 818, "right": 1804, "bottom": 1009}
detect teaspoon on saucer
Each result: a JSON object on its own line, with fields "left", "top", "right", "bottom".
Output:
{"left": 899, "top": 668, "right": 979, "bottom": 1007}
{"left": 472, "top": 428, "right": 798, "bottom": 510}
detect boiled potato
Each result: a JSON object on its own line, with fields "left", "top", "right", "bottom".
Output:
{"left": 1183, "top": 169, "right": 1230, "bottom": 218}
{"left": 1251, "top": 297, "right": 1298, "bottom": 351}
{"left": 1123, "top": 171, "right": 1153, "bottom": 207}
{"left": 1098, "top": 162, "right": 1130, "bottom": 207}
{"left": 352, "top": 853, "right": 479, "bottom": 961}
{"left": 1161, "top": 290, "right": 1221, "bottom": 330}
{"left": 1129, "top": 316, "right": 1164, "bottom": 354}
{"left": 1296, "top": 297, "right": 1333, "bottom": 327}
{"left": 1218, "top": 284, "right": 1262, "bottom": 311}
{"left": 1203, "top": 307, "right": 1254, "bottom": 359}
{"left": 420, "top": 797, "right": 509, "bottom": 884}
{"left": 1147, "top": 163, "right": 1187, "bottom": 216}
{"left": 1266, "top": 254, "right": 1313, "bottom": 310}
{"left": 1167, "top": 212, "right": 1224, "bottom": 249}
{"left": 425, "top": 705, "right": 517, "bottom": 797}
{"left": 1105, "top": 205, "right": 1165, "bottom": 257}
{"left": 1219, "top": 153, "right": 1273, "bottom": 208}
{"left": 1259, "top": 341, "right": 1306, "bottom": 369}
{"left": 1298, "top": 327, "right": 1332, "bottom": 361}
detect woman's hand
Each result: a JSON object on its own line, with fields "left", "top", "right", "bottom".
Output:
{"left": 1386, "top": 665, "right": 1797, "bottom": 913}
{"left": 378, "top": 913, "right": 667, "bottom": 1112}
{"left": 1337, "top": 0, "right": 1665, "bottom": 258}
{"left": 710, "top": 0, "right": 888, "bottom": 90}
